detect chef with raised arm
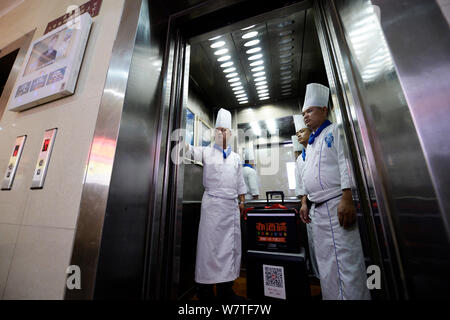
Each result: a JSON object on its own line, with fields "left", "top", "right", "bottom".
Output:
{"left": 293, "top": 114, "right": 320, "bottom": 280}
{"left": 185, "top": 108, "right": 247, "bottom": 301}
{"left": 299, "top": 83, "right": 370, "bottom": 300}
{"left": 242, "top": 148, "right": 260, "bottom": 200}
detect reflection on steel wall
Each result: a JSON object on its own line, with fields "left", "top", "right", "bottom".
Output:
{"left": 319, "top": 0, "right": 450, "bottom": 299}
{"left": 66, "top": 0, "right": 169, "bottom": 299}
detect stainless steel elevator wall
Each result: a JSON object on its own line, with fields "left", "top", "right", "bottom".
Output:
{"left": 320, "top": 0, "right": 450, "bottom": 299}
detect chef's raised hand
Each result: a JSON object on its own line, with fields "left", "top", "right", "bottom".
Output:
{"left": 337, "top": 189, "right": 356, "bottom": 229}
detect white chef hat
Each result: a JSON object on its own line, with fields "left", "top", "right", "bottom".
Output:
{"left": 291, "top": 135, "right": 302, "bottom": 152}
{"left": 302, "top": 83, "right": 330, "bottom": 112}
{"left": 293, "top": 114, "right": 307, "bottom": 132}
{"left": 215, "top": 108, "right": 232, "bottom": 130}
{"left": 244, "top": 148, "right": 255, "bottom": 161}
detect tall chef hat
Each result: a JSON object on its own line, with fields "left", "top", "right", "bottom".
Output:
{"left": 291, "top": 135, "right": 302, "bottom": 152}
{"left": 215, "top": 108, "right": 232, "bottom": 130}
{"left": 302, "top": 83, "right": 330, "bottom": 112}
{"left": 293, "top": 114, "right": 307, "bottom": 132}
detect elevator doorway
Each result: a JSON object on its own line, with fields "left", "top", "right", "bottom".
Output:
{"left": 164, "top": 0, "right": 394, "bottom": 301}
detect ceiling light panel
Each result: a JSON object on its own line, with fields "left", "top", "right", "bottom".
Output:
{"left": 246, "top": 47, "right": 261, "bottom": 54}
{"left": 210, "top": 41, "right": 226, "bottom": 48}
{"left": 242, "top": 31, "right": 258, "bottom": 39}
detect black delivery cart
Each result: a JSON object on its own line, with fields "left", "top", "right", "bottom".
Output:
{"left": 244, "top": 191, "right": 310, "bottom": 301}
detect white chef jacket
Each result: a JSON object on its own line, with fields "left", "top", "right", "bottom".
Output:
{"left": 187, "top": 144, "right": 247, "bottom": 284}
{"left": 302, "top": 123, "right": 351, "bottom": 203}
{"left": 295, "top": 153, "right": 306, "bottom": 197}
{"left": 242, "top": 165, "right": 259, "bottom": 200}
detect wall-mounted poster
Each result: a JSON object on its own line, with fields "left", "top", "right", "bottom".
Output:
{"left": 185, "top": 108, "right": 195, "bottom": 147}
{"left": 7, "top": 13, "right": 93, "bottom": 112}
{"left": 196, "top": 117, "right": 212, "bottom": 147}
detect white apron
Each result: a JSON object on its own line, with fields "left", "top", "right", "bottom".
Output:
{"left": 295, "top": 154, "right": 320, "bottom": 278}
{"left": 187, "top": 145, "right": 247, "bottom": 284}
{"left": 310, "top": 197, "right": 370, "bottom": 300}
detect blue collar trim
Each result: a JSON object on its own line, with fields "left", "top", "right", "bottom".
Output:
{"left": 214, "top": 144, "right": 232, "bottom": 159}
{"left": 301, "top": 148, "right": 306, "bottom": 161}
{"left": 243, "top": 164, "right": 254, "bottom": 169}
{"left": 308, "top": 120, "right": 332, "bottom": 145}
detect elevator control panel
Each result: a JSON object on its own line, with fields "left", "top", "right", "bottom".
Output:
{"left": 31, "top": 128, "right": 57, "bottom": 189}
{"left": 1, "top": 135, "right": 27, "bottom": 190}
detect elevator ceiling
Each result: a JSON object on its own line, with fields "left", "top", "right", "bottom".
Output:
{"left": 189, "top": 8, "right": 327, "bottom": 110}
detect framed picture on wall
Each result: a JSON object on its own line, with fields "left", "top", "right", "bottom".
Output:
{"left": 7, "top": 13, "right": 93, "bottom": 112}
{"left": 184, "top": 107, "right": 197, "bottom": 164}
{"left": 196, "top": 117, "right": 212, "bottom": 148}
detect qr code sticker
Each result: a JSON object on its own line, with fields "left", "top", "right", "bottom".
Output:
{"left": 264, "top": 266, "right": 283, "bottom": 288}
{"left": 263, "top": 264, "right": 286, "bottom": 299}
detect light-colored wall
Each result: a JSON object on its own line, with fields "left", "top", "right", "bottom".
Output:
{"left": 0, "top": 0, "right": 125, "bottom": 299}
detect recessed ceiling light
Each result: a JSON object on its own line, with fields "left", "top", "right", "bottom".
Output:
{"left": 280, "top": 70, "right": 292, "bottom": 75}
{"left": 246, "top": 47, "right": 261, "bottom": 54}
{"left": 259, "top": 96, "right": 270, "bottom": 100}
{"left": 234, "top": 90, "right": 245, "bottom": 94}
{"left": 236, "top": 93, "right": 247, "bottom": 98}
{"left": 237, "top": 97, "right": 248, "bottom": 101}
{"left": 281, "top": 84, "right": 291, "bottom": 89}
{"left": 230, "top": 82, "right": 242, "bottom": 87}
{"left": 257, "top": 89, "right": 269, "bottom": 93}
{"left": 251, "top": 66, "right": 264, "bottom": 72}
{"left": 280, "top": 64, "right": 293, "bottom": 70}
{"left": 280, "top": 53, "right": 293, "bottom": 59}
{"left": 239, "top": 101, "right": 249, "bottom": 104}
{"left": 248, "top": 54, "right": 263, "bottom": 61}
{"left": 214, "top": 48, "right": 229, "bottom": 55}
{"left": 223, "top": 67, "right": 236, "bottom": 73}
{"left": 232, "top": 86, "right": 244, "bottom": 91}
{"left": 280, "top": 75, "right": 292, "bottom": 80}
{"left": 220, "top": 61, "right": 233, "bottom": 68}
{"left": 210, "top": 41, "right": 225, "bottom": 48}
{"left": 259, "top": 92, "right": 269, "bottom": 97}
{"left": 228, "top": 77, "right": 240, "bottom": 82}
{"left": 209, "top": 35, "right": 222, "bottom": 41}
{"left": 249, "top": 60, "right": 264, "bottom": 66}
{"left": 256, "top": 85, "right": 268, "bottom": 90}
{"left": 280, "top": 30, "right": 294, "bottom": 36}
{"left": 241, "top": 25, "right": 255, "bottom": 30}
{"left": 226, "top": 72, "right": 239, "bottom": 78}
{"left": 280, "top": 59, "right": 293, "bottom": 64}
{"left": 254, "top": 76, "right": 266, "bottom": 82}
{"left": 255, "top": 81, "right": 267, "bottom": 86}
{"left": 253, "top": 71, "right": 265, "bottom": 77}
{"left": 280, "top": 46, "right": 293, "bottom": 52}
{"left": 279, "top": 38, "right": 294, "bottom": 45}
{"left": 242, "top": 31, "right": 258, "bottom": 39}
{"left": 244, "top": 39, "right": 260, "bottom": 47}
{"left": 278, "top": 20, "right": 294, "bottom": 28}
{"left": 218, "top": 55, "right": 231, "bottom": 62}
{"left": 280, "top": 80, "right": 291, "bottom": 85}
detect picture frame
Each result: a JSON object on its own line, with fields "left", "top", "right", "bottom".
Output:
{"left": 196, "top": 117, "right": 212, "bottom": 148}
{"left": 7, "top": 13, "right": 93, "bottom": 112}
{"left": 184, "top": 107, "right": 197, "bottom": 164}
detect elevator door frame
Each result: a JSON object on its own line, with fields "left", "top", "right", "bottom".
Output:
{"left": 158, "top": 0, "right": 393, "bottom": 300}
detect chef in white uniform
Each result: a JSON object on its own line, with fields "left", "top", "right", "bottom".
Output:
{"left": 242, "top": 148, "right": 259, "bottom": 200}
{"left": 293, "top": 114, "right": 320, "bottom": 280}
{"left": 299, "top": 83, "right": 370, "bottom": 300}
{"left": 186, "top": 108, "right": 247, "bottom": 301}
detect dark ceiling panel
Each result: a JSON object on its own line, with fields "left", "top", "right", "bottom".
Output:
{"left": 189, "top": 7, "right": 327, "bottom": 111}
